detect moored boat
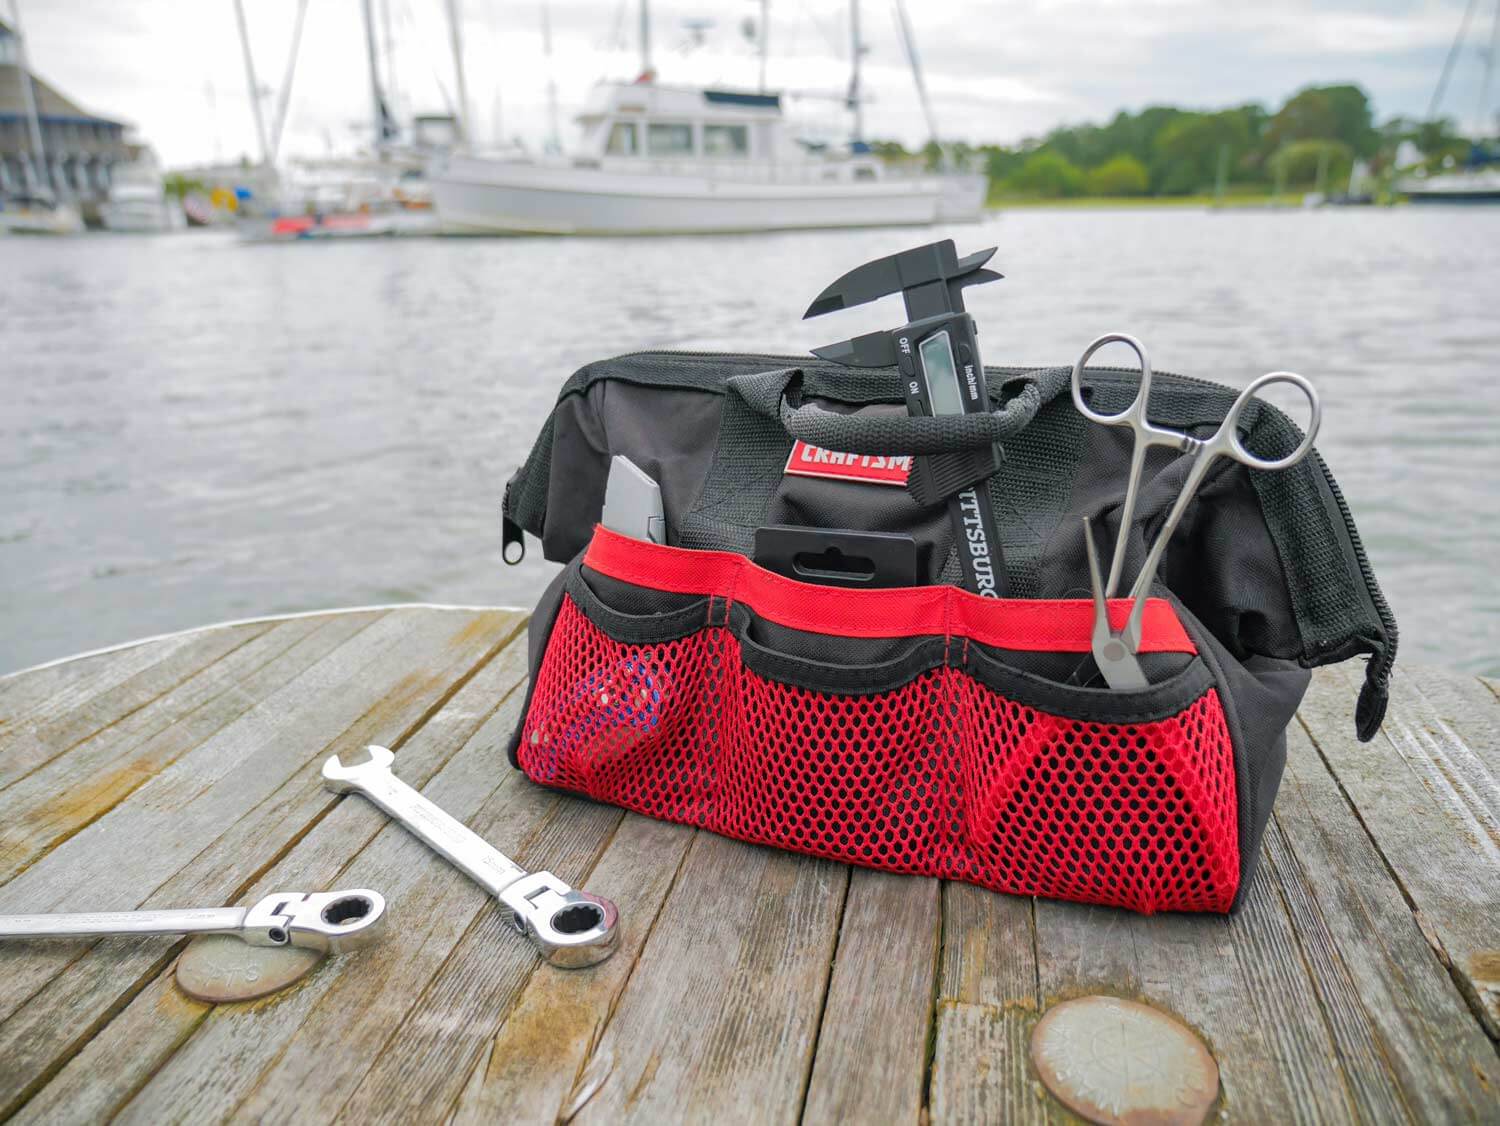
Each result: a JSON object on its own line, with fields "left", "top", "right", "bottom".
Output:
{"left": 430, "top": 82, "right": 985, "bottom": 236}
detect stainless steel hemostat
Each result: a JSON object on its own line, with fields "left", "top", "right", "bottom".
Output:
{"left": 0, "top": 889, "right": 387, "bottom": 953}
{"left": 320, "top": 745, "right": 619, "bottom": 968}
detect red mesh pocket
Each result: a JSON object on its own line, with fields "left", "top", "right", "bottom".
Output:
{"left": 519, "top": 594, "right": 1240, "bottom": 914}
{"left": 958, "top": 681, "right": 1238, "bottom": 912}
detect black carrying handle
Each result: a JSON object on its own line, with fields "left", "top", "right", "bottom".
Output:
{"left": 758, "top": 365, "right": 1072, "bottom": 455}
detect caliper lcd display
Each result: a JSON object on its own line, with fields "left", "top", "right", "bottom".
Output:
{"left": 918, "top": 330, "right": 966, "bottom": 415}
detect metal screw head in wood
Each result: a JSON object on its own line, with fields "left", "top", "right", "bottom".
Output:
{"left": 176, "top": 935, "right": 325, "bottom": 1003}
{"left": 1030, "top": 995, "right": 1219, "bottom": 1126}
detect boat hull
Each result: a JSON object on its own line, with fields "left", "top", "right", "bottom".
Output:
{"left": 431, "top": 158, "right": 985, "bottom": 235}
{"left": 99, "top": 199, "right": 186, "bottom": 233}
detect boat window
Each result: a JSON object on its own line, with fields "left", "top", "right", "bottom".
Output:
{"left": 703, "top": 124, "right": 749, "bottom": 158}
{"left": 854, "top": 165, "right": 877, "bottom": 181}
{"left": 606, "top": 123, "right": 639, "bottom": 156}
{"left": 647, "top": 123, "right": 695, "bottom": 156}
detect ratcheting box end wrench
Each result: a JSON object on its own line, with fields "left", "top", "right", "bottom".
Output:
{"left": 0, "top": 889, "right": 387, "bottom": 954}
{"left": 321, "top": 745, "right": 619, "bottom": 968}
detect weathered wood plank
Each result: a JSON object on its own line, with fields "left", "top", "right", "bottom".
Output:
{"left": 928, "top": 884, "right": 1043, "bottom": 1124}
{"left": 1301, "top": 663, "right": 1500, "bottom": 1038}
{"left": 1032, "top": 868, "right": 1351, "bottom": 1121}
{"left": 0, "top": 634, "right": 200, "bottom": 740}
{"left": 1266, "top": 720, "right": 1497, "bottom": 1120}
{"left": 0, "top": 622, "right": 272, "bottom": 789}
{"left": 329, "top": 797, "right": 632, "bottom": 1123}
{"left": 939, "top": 881, "right": 1037, "bottom": 1008}
{"left": 435, "top": 815, "right": 694, "bottom": 1126}
{"left": 226, "top": 790, "right": 614, "bottom": 1125}
{"left": 9, "top": 620, "right": 532, "bottom": 1125}
{"left": 929, "top": 1002, "right": 1050, "bottom": 1125}
{"left": 108, "top": 642, "right": 550, "bottom": 1123}
{"left": 9, "top": 968, "right": 212, "bottom": 1126}
{"left": 0, "top": 613, "right": 380, "bottom": 888}
{"left": 0, "top": 609, "right": 522, "bottom": 1117}
{"left": 1400, "top": 663, "right": 1500, "bottom": 776}
{"left": 802, "top": 870, "right": 939, "bottom": 1126}
{"left": 564, "top": 834, "right": 848, "bottom": 1125}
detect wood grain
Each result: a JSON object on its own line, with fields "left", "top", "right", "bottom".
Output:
{"left": 3, "top": 615, "right": 1498, "bottom": 1126}
{"left": 802, "top": 870, "right": 940, "bottom": 1126}
{"left": 0, "top": 613, "right": 378, "bottom": 887}
{"left": 566, "top": 832, "right": 848, "bottom": 1125}
{"left": 1301, "top": 662, "right": 1500, "bottom": 1038}
{"left": 0, "top": 608, "right": 521, "bottom": 1119}
{"left": 446, "top": 814, "right": 695, "bottom": 1126}
{"left": 0, "top": 623, "right": 271, "bottom": 789}
{"left": 111, "top": 631, "right": 537, "bottom": 1124}
{"left": 1266, "top": 721, "right": 1497, "bottom": 1120}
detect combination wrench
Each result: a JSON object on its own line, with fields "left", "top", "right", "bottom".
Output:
{"left": 0, "top": 889, "right": 386, "bottom": 953}
{"left": 321, "top": 745, "right": 618, "bottom": 968}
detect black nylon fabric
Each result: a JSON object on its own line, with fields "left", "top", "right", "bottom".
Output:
{"left": 501, "top": 349, "right": 1395, "bottom": 741}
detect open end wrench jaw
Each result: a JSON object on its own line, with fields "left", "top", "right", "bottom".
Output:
{"left": 498, "top": 872, "right": 620, "bottom": 969}
{"left": 321, "top": 744, "right": 396, "bottom": 793}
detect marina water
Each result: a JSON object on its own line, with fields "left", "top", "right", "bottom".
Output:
{"left": 2, "top": 206, "right": 1496, "bottom": 676}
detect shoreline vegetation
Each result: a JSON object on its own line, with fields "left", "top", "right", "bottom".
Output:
{"left": 877, "top": 82, "right": 1483, "bottom": 205}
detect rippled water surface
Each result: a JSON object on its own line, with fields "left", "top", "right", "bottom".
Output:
{"left": 2, "top": 207, "right": 1496, "bottom": 676}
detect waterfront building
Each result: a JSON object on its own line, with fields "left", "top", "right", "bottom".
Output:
{"left": 0, "top": 16, "right": 129, "bottom": 209}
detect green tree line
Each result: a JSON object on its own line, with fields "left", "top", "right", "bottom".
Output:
{"left": 873, "top": 84, "right": 1476, "bottom": 200}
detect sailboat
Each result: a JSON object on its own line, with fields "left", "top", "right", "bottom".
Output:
{"left": 0, "top": 0, "right": 82, "bottom": 235}
{"left": 1397, "top": 0, "right": 1500, "bottom": 204}
{"left": 428, "top": 1, "right": 986, "bottom": 236}
{"left": 235, "top": 0, "right": 443, "bottom": 241}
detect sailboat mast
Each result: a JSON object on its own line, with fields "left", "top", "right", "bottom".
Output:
{"left": 381, "top": 0, "right": 398, "bottom": 123}
{"left": 639, "top": 0, "right": 653, "bottom": 79}
{"left": 848, "top": 0, "right": 864, "bottom": 143}
{"left": 893, "top": 0, "right": 937, "bottom": 147}
{"left": 1478, "top": 0, "right": 1500, "bottom": 137}
{"left": 758, "top": 0, "right": 769, "bottom": 93}
{"left": 361, "top": 0, "right": 386, "bottom": 147}
{"left": 541, "top": 1, "right": 561, "bottom": 150}
{"left": 232, "top": 0, "right": 272, "bottom": 166}
{"left": 269, "top": 0, "right": 309, "bottom": 162}
{"left": 7, "top": 0, "right": 48, "bottom": 197}
{"left": 446, "top": 0, "right": 472, "bottom": 141}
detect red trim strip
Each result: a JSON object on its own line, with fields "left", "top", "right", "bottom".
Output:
{"left": 583, "top": 526, "right": 1196, "bottom": 655}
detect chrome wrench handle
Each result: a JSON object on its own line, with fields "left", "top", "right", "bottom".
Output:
{"left": 0, "top": 889, "right": 387, "bottom": 954}
{"left": 322, "top": 746, "right": 525, "bottom": 896}
{"left": 321, "top": 746, "right": 618, "bottom": 968}
{"left": 0, "top": 907, "right": 246, "bottom": 941}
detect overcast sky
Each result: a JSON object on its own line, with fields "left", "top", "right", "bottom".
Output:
{"left": 15, "top": 0, "right": 1498, "bottom": 167}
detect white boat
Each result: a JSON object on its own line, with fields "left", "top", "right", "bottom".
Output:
{"left": 0, "top": 198, "right": 84, "bottom": 235}
{"left": 99, "top": 149, "right": 185, "bottom": 233}
{"left": 1397, "top": 164, "right": 1500, "bottom": 204}
{"left": 430, "top": 82, "right": 986, "bottom": 236}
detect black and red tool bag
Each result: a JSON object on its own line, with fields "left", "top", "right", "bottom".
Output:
{"left": 500, "top": 351, "right": 1396, "bottom": 915}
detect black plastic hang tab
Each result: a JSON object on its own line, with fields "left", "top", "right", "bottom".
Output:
{"left": 752, "top": 526, "right": 919, "bottom": 589}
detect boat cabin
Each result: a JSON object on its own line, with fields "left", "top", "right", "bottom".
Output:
{"left": 573, "top": 81, "right": 879, "bottom": 178}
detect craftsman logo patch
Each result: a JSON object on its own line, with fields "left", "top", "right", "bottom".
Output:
{"left": 784, "top": 440, "right": 911, "bottom": 486}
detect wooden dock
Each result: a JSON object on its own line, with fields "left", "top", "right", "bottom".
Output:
{"left": 0, "top": 606, "right": 1495, "bottom": 1123}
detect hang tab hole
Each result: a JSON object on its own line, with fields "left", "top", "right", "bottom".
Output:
{"left": 321, "top": 896, "right": 373, "bottom": 926}
{"left": 792, "top": 547, "right": 876, "bottom": 584}
{"left": 552, "top": 903, "right": 605, "bottom": 935}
